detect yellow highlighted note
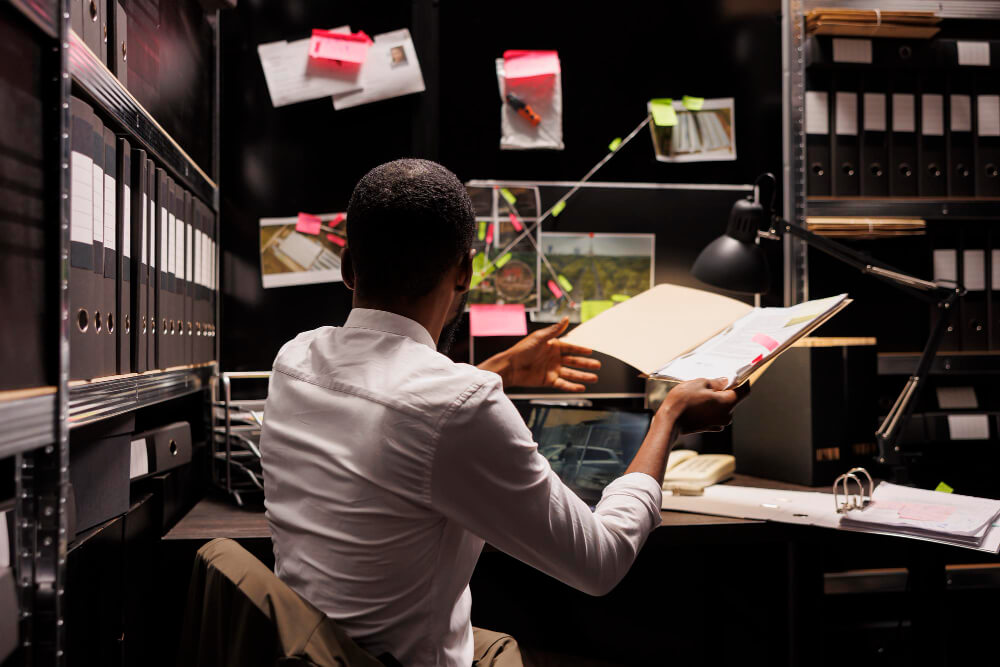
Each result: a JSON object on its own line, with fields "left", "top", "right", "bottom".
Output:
{"left": 650, "top": 98, "right": 677, "bottom": 127}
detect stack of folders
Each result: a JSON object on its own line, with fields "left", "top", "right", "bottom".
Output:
{"left": 806, "top": 216, "right": 926, "bottom": 238}
{"left": 805, "top": 9, "right": 941, "bottom": 39}
{"left": 70, "top": 95, "right": 217, "bottom": 381}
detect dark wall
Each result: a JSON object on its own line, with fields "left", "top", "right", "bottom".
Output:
{"left": 219, "top": 0, "right": 782, "bottom": 372}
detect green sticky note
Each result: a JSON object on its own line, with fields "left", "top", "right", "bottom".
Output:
{"left": 785, "top": 313, "right": 819, "bottom": 327}
{"left": 470, "top": 273, "right": 484, "bottom": 289}
{"left": 557, "top": 274, "right": 573, "bottom": 293}
{"left": 495, "top": 253, "right": 512, "bottom": 268}
{"left": 551, "top": 200, "right": 566, "bottom": 217}
{"left": 581, "top": 300, "right": 615, "bottom": 322}
{"left": 473, "top": 252, "right": 486, "bottom": 273}
{"left": 935, "top": 481, "right": 954, "bottom": 494}
{"left": 649, "top": 98, "right": 677, "bottom": 127}
{"left": 608, "top": 137, "right": 622, "bottom": 152}
{"left": 483, "top": 263, "right": 497, "bottom": 276}
{"left": 477, "top": 221, "right": 486, "bottom": 241}
{"left": 499, "top": 188, "right": 516, "bottom": 206}
{"left": 611, "top": 294, "right": 630, "bottom": 303}
{"left": 682, "top": 95, "right": 705, "bottom": 111}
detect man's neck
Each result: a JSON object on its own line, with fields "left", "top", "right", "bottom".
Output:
{"left": 352, "top": 295, "right": 446, "bottom": 345}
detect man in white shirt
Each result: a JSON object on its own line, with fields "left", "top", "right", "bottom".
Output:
{"left": 260, "top": 159, "right": 745, "bottom": 667}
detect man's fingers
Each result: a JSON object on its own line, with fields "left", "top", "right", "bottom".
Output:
{"left": 733, "top": 381, "right": 751, "bottom": 402}
{"left": 708, "top": 377, "right": 730, "bottom": 391}
{"left": 552, "top": 378, "right": 586, "bottom": 393}
{"left": 537, "top": 317, "right": 570, "bottom": 341}
{"left": 559, "top": 367, "right": 599, "bottom": 384}
{"left": 556, "top": 341, "right": 594, "bottom": 357}
{"left": 561, "top": 355, "right": 601, "bottom": 371}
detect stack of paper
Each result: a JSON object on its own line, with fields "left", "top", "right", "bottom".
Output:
{"left": 806, "top": 216, "right": 926, "bottom": 238}
{"left": 805, "top": 8, "right": 941, "bottom": 39}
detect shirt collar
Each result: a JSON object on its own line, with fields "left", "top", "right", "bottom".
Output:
{"left": 343, "top": 308, "right": 437, "bottom": 350}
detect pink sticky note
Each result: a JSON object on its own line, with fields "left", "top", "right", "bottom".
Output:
{"left": 750, "top": 354, "right": 763, "bottom": 365}
{"left": 329, "top": 213, "right": 346, "bottom": 227}
{"left": 309, "top": 29, "right": 372, "bottom": 64}
{"left": 503, "top": 50, "right": 561, "bottom": 80}
{"left": 509, "top": 213, "right": 523, "bottom": 231}
{"left": 485, "top": 223, "right": 494, "bottom": 245}
{"left": 752, "top": 333, "right": 780, "bottom": 352}
{"left": 326, "top": 233, "right": 346, "bottom": 247}
{"left": 469, "top": 304, "right": 527, "bottom": 337}
{"left": 547, "top": 279, "right": 563, "bottom": 299}
{"left": 296, "top": 212, "right": 322, "bottom": 236}
{"left": 898, "top": 503, "right": 956, "bottom": 522}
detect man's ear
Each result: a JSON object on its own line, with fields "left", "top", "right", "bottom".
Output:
{"left": 456, "top": 248, "right": 475, "bottom": 293}
{"left": 341, "top": 249, "right": 356, "bottom": 291}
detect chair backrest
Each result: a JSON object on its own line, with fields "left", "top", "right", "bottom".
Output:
{"left": 179, "top": 538, "right": 384, "bottom": 667}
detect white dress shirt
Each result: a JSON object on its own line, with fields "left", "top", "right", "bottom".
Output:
{"left": 260, "top": 308, "right": 662, "bottom": 667}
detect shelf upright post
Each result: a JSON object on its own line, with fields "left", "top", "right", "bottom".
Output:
{"left": 782, "top": 0, "right": 809, "bottom": 306}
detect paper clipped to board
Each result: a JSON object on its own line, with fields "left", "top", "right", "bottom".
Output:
{"left": 257, "top": 26, "right": 364, "bottom": 107}
{"left": 561, "top": 283, "right": 850, "bottom": 388}
{"left": 333, "top": 29, "right": 426, "bottom": 110}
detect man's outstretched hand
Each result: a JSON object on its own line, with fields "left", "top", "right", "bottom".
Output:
{"left": 477, "top": 317, "right": 601, "bottom": 392}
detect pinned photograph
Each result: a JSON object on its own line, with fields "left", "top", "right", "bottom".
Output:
{"left": 648, "top": 97, "right": 737, "bottom": 162}
{"left": 259, "top": 212, "right": 347, "bottom": 288}
{"left": 389, "top": 45, "right": 408, "bottom": 67}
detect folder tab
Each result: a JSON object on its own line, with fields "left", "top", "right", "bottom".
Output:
{"left": 832, "top": 38, "right": 872, "bottom": 64}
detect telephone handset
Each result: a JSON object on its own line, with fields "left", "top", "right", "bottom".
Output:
{"left": 662, "top": 450, "right": 735, "bottom": 496}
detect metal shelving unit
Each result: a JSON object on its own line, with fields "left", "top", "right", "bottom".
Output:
{"left": 808, "top": 197, "right": 1000, "bottom": 220}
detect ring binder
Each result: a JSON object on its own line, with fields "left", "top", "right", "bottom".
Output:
{"left": 833, "top": 466, "right": 874, "bottom": 513}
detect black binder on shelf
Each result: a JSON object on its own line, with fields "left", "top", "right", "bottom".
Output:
{"left": 70, "top": 0, "right": 83, "bottom": 36}
{"left": 931, "top": 225, "right": 963, "bottom": 351}
{"left": 961, "top": 225, "right": 989, "bottom": 351}
{"left": 113, "top": 0, "right": 127, "bottom": 87}
{"left": 949, "top": 73, "right": 976, "bottom": 197}
{"left": 102, "top": 126, "right": 117, "bottom": 377}
{"left": 80, "top": 0, "right": 102, "bottom": 59}
{"left": 975, "top": 85, "right": 1000, "bottom": 197}
{"left": 861, "top": 75, "right": 889, "bottom": 196}
{"left": 919, "top": 79, "right": 947, "bottom": 196}
{"left": 116, "top": 137, "right": 131, "bottom": 375}
{"left": 70, "top": 97, "right": 97, "bottom": 381}
{"left": 208, "top": 205, "right": 216, "bottom": 362}
{"left": 154, "top": 167, "right": 168, "bottom": 370}
{"left": 130, "top": 148, "right": 147, "bottom": 373}
{"left": 991, "top": 230, "right": 999, "bottom": 351}
{"left": 88, "top": 107, "right": 106, "bottom": 377}
{"left": 889, "top": 78, "right": 919, "bottom": 196}
{"left": 194, "top": 199, "right": 207, "bottom": 363}
{"left": 805, "top": 74, "right": 832, "bottom": 196}
{"left": 833, "top": 74, "right": 860, "bottom": 196}
{"left": 183, "top": 189, "right": 193, "bottom": 365}
{"left": 145, "top": 158, "right": 155, "bottom": 371}
{"left": 168, "top": 177, "right": 180, "bottom": 367}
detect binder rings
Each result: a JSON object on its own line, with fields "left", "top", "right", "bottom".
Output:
{"left": 88, "top": 106, "right": 106, "bottom": 377}
{"left": 833, "top": 75, "right": 860, "bottom": 196}
{"left": 961, "top": 225, "right": 988, "bottom": 351}
{"left": 116, "top": 137, "right": 131, "bottom": 374}
{"left": 931, "top": 225, "right": 962, "bottom": 351}
{"left": 70, "top": 97, "right": 97, "bottom": 381}
{"left": 102, "top": 126, "right": 117, "bottom": 377}
{"left": 949, "top": 73, "right": 976, "bottom": 197}
{"left": 145, "top": 158, "right": 155, "bottom": 370}
{"left": 805, "top": 82, "right": 831, "bottom": 196}
{"left": 919, "top": 83, "right": 947, "bottom": 196}
{"left": 976, "top": 90, "right": 1000, "bottom": 197}
{"left": 131, "top": 148, "right": 147, "bottom": 373}
{"left": 890, "top": 79, "right": 919, "bottom": 196}
{"left": 861, "top": 77, "right": 889, "bottom": 196}
{"left": 155, "top": 168, "right": 168, "bottom": 370}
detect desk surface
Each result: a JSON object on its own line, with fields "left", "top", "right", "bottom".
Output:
{"left": 164, "top": 474, "right": 815, "bottom": 542}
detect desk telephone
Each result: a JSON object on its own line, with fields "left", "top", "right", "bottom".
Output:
{"left": 662, "top": 450, "right": 735, "bottom": 495}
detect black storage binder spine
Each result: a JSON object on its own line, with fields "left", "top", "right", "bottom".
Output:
{"left": 961, "top": 225, "right": 989, "bottom": 351}
{"left": 88, "top": 107, "right": 106, "bottom": 377}
{"left": 832, "top": 73, "right": 860, "bottom": 196}
{"left": 861, "top": 80, "right": 889, "bottom": 196}
{"left": 183, "top": 190, "right": 193, "bottom": 365}
{"left": 919, "top": 82, "right": 947, "bottom": 196}
{"left": 113, "top": 0, "right": 127, "bottom": 87}
{"left": 155, "top": 168, "right": 168, "bottom": 370}
{"left": 949, "top": 74, "right": 976, "bottom": 197}
{"left": 103, "top": 126, "right": 117, "bottom": 377}
{"left": 805, "top": 85, "right": 831, "bottom": 196}
{"left": 69, "top": 97, "right": 97, "bottom": 381}
{"left": 976, "top": 89, "right": 1000, "bottom": 196}
{"left": 131, "top": 148, "right": 146, "bottom": 373}
{"left": 890, "top": 84, "right": 919, "bottom": 196}
{"left": 146, "top": 159, "right": 155, "bottom": 371}
{"left": 116, "top": 137, "right": 131, "bottom": 374}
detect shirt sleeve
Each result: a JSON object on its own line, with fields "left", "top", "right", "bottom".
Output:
{"left": 429, "top": 377, "right": 662, "bottom": 596}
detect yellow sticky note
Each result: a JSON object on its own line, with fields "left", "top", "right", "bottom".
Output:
{"left": 611, "top": 294, "right": 630, "bottom": 303}
{"left": 649, "top": 98, "right": 677, "bottom": 127}
{"left": 935, "top": 481, "right": 954, "bottom": 494}
{"left": 557, "top": 274, "right": 573, "bottom": 293}
{"left": 785, "top": 313, "right": 819, "bottom": 327}
{"left": 495, "top": 253, "right": 512, "bottom": 268}
{"left": 608, "top": 137, "right": 622, "bottom": 152}
{"left": 478, "top": 221, "right": 486, "bottom": 241}
{"left": 470, "top": 273, "right": 484, "bottom": 289}
{"left": 499, "top": 188, "right": 516, "bottom": 206}
{"left": 551, "top": 200, "right": 566, "bottom": 217}
{"left": 483, "top": 263, "right": 497, "bottom": 276}
{"left": 581, "top": 300, "right": 615, "bottom": 322}
{"left": 682, "top": 95, "right": 704, "bottom": 111}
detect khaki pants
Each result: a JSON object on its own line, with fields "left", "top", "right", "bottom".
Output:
{"left": 472, "top": 627, "right": 522, "bottom": 666}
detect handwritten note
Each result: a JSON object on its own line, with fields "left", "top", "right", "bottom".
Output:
{"left": 469, "top": 304, "right": 527, "bottom": 337}
{"left": 296, "top": 212, "right": 322, "bottom": 235}
{"left": 502, "top": 50, "right": 560, "bottom": 80}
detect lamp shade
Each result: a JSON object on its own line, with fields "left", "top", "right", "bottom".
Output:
{"left": 691, "top": 197, "right": 771, "bottom": 294}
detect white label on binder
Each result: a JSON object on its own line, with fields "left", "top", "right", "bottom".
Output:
{"left": 977, "top": 96, "right": 1000, "bottom": 137}
{"left": 186, "top": 224, "right": 193, "bottom": 284}
{"left": 194, "top": 231, "right": 201, "bottom": 287}
{"left": 957, "top": 41, "right": 990, "bottom": 67}
{"left": 863, "top": 93, "right": 886, "bottom": 131}
{"left": 950, "top": 95, "right": 972, "bottom": 132}
{"left": 832, "top": 38, "right": 872, "bottom": 64}
{"left": 160, "top": 211, "right": 168, "bottom": 272}
{"left": 168, "top": 212, "right": 176, "bottom": 275}
{"left": 921, "top": 94, "right": 944, "bottom": 136}
{"left": 932, "top": 249, "right": 957, "bottom": 283}
{"left": 202, "top": 232, "right": 210, "bottom": 288}
{"left": 993, "top": 250, "right": 1000, "bottom": 290}
{"left": 141, "top": 193, "right": 148, "bottom": 264}
{"left": 805, "top": 91, "right": 828, "bottom": 135}
{"left": 892, "top": 94, "right": 915, "bottom": 133}
{"left": 947, "top": 414, "right": 990, "bottom": 440}
{"left": 937, "top": 386, "right": 978, "bottom": 410}
{"left": 103, "top": 173, "right": 116, "bottom": 251}
{"left": 835, "top": 93, "right": 858, "bottom": 135}
{"left": 175, "top": 217, "right": 184, "bottom": 280}
{"left": 129, "top": 438, "right": 149, "bottom": 479}
{"left": 964, "top": 250, "right": 985, "bottom": 291}
{"left": 122, "top": 184, "right": 130, "bottom": 259}
{"left": 70, "top": 151, "right": 93, "bottom": 244}
{"left": 0, "top": 511, "right": 8, "bottom": 568}
{"left": 92, "top": 163, "right": 104, "bottom": 245}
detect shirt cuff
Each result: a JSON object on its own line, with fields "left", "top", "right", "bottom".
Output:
{"left": 600, "top": 473, "right": 663, "bottom": 523}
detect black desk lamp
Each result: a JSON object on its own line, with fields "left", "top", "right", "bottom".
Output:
{"left": 691, "top": 173, "right": 964, "bottom": 468}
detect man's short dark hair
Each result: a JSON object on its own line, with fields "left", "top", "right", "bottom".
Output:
{"left": 347, "top": 159, "right": 475, "bottom": 300}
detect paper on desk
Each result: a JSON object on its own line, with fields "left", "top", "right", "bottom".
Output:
{"left": 333, "top": 29, "right": 425, "bottom": 110}
{"left": 258, "top": 26, "right": 363, "bottom": 107}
